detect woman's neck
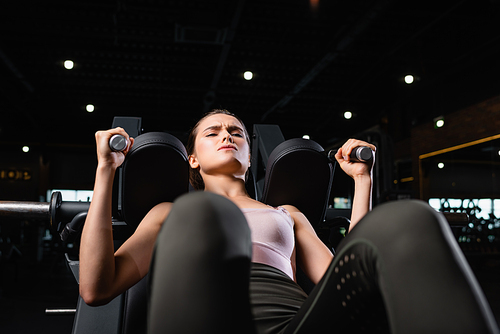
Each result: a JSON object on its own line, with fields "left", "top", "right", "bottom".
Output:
{"left": 202, "top": 175, "right": 249, "bottom": 199}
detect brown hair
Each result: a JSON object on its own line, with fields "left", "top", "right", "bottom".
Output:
{"left": 186, "top": 109, "right": 251, "bottom": 190}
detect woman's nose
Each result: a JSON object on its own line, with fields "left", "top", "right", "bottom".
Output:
{"left": 223, "top": 132, "right": 234, "bottom": 143}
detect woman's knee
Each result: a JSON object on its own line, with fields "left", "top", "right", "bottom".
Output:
{"left": 341, "top": 199, "right": 456, "bottom": 262}
{"left": 160, "top": 191, "right": 252, "bottom": 260}
{"left": 354, "top": 200, "right": 447, "bottom": 237}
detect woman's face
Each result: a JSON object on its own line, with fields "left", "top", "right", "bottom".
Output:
{"left": 188, "top": 113, "right": 251, "bottom": 181}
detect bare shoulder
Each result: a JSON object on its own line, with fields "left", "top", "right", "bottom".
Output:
{"left": 138, "top": 202, "right": 173, "bottom": 231}
{"left": 281, "top": 204, "right": 300, "bottom": 213}
{"left": 148, "top": 202, "right": 173, "bottom": 218}
{"left": 280, "top": 205, "right": 311, "bottom": 228}
{"left": 151, "top": 201, "right": 173, "bottom": 214}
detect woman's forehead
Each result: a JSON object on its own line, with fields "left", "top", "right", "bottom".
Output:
{"left": 197, "top": 114, "right": 244, "bottom": 132}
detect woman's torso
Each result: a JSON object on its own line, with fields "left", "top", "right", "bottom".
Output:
{"left": 241, "top": 206, "right": 295, "bottom": 280}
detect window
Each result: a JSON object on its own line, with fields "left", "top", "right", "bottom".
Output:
{"left": 46, "top": 189, "right": 93, "bottom": 202}
{"left": 428, "top": 198, "right": 498, "bottom": 220}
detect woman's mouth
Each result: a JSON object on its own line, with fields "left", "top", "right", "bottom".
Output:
{"left": 218, "top": 145, "right": 237, "bottom": 151}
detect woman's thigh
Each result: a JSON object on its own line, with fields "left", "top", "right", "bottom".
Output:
{"left": 148, "top": 191, "right": 255, "bottom": 334}
{"left": 284, "top": 200, "right": 498, "bottom": 334}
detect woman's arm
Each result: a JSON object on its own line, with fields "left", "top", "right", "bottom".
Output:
{"left": 79, "top": 128, "right": 171, "bottom": 306}
{"left": 284, "top": 205, "right": 333, "bottom": 285}
{"left": 334, "top": 139, "right": 376, "bottom": 231}
{"left": 285, "top": 139, "right": 374, "bottom": 284}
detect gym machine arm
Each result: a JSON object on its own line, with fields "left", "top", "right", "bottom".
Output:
{"left": 0, "top": 191, "right": 90, "bottom": 242}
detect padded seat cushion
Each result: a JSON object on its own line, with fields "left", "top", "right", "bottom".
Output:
{"left": 261, "top": 138, "right": 334, "bottom": 227}
{"left": 121, "top": 132, "right": 189, "bottom": 229}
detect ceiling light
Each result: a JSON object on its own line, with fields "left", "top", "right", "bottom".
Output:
{"left": 438, "top": 162, "right": 445, "bottom": 169}
{"left": 344, "top": 111, "right": 352, "bottom": 119}
{"left": 243, "top": 71, "right": 253, "bottom": 80}
{"left": 404, "top": 74, "right": 414, "bottom": 84}
{"left": 433, "top": 116, "right": 444, "bottom": 128}
{"left": 22, "top": 146, "right": 29, "bottom": 153}
{"left": 86, "top": 104, "right": 95, "bottom": 112}
{"left": 64, "top": 60, "right": 74, "bottom": 70}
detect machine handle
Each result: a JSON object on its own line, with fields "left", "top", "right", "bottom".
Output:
{"left": 326, "top": 146, "right": 373, "bottom": 163}
{"left": 109, "top": 134, "right": 128, "bottom": 152}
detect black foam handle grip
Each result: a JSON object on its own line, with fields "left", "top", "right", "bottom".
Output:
{"left": 109, "top": 134, "right": 128, "bottom": 152}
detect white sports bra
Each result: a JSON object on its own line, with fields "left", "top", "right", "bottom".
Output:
{"left": 240, "top": 207, "right": 295, "bottom": 280}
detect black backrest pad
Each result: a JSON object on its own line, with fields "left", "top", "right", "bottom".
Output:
{"left": 261, "top": 138, "right": 334, "bottom": 227}
{"left": 121, "top": 132, "right": 189, "bottom": 229}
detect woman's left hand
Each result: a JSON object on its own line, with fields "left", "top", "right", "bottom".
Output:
{"left": 334, "top": 139, "right": 376, "bottom": 180}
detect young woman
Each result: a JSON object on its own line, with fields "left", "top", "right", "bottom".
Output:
{"left": 80, "top": 110, "right": 499, "bottom": 333}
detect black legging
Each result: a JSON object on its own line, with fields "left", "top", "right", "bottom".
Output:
{"left": 148, "top": 191, "right": 499, "bottom": 334}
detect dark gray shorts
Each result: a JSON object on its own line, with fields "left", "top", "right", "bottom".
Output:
{"left": 250, "top": 263, "right": 308, "bottom": 334}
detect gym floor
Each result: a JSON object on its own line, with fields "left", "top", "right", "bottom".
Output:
{"left": 1, "top": 236, "right": 500, "bottom": 333}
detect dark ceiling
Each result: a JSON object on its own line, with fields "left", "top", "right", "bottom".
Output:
{"left": 1, "top": 0, "right": 499, "bottom": 149}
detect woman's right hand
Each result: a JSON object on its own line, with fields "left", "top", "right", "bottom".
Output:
{"left": 95, "top": 128, "right": 135, "bottom": 169}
